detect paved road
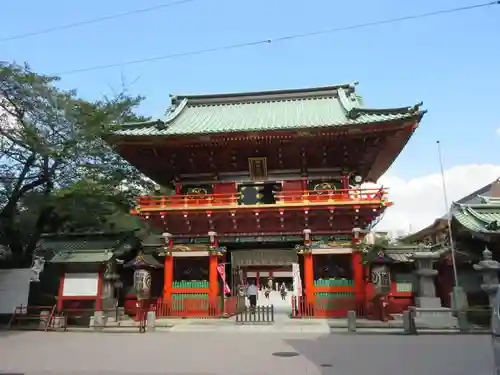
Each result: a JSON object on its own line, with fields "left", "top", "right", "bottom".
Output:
{"left": 0, "top": 331, "right": 494, "bottom": 375}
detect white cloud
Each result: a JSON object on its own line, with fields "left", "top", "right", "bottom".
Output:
{"left": 496, "top": 127, "right": 500, "bottom": 136}
{"left": 373, "top": 164, "right": 500, "bottom": 234}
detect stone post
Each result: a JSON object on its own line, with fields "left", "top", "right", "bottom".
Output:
{"left": 413, "top": 249, "right": 441, "bottom": 308}
{"left": 102, "top": 260, "right": 120, "bottom": 312}
{"left": 347, "top": 310, "right": 356, "bottom": 332}
{"left": 473, "top": 248, "right": 500, "bottom": 309}
{"left": 146, "top": 311, "right": 156, "bottom": 333}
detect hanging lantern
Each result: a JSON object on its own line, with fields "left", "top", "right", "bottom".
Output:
{"left": 133, "top": 269, "right": 152, "bottom": 300}
{"left": 370, "top": 264, "right": 391, "bottom": 296}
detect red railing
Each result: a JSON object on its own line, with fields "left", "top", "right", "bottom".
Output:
{"left": 135, "top": 188, "right": 388, "bottom": 211}
{"left": 276, "top": 188, "right": 387, "bottom": 204}
{"left": 7, "top": 304, "right": 57, "bottom": 331}
{"left": 137, "top": 193, "right": 240, "bottom": 209}
{"left": 154, "top": 296, "right": 243, "bottom": 318}
{"left": 291, "top": 296, "right": 365, "bottom": 318}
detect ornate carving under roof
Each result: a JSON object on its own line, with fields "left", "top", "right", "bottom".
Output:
{"left": 124, "top": 252, "right": 163, "bottom": 268}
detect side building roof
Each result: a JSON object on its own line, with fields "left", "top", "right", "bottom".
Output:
{"left": 108, "top": 83, "right": 425, "bottom": 138}
{"left": 452, "top": 197, "right": 500, "bottom": 238}
{"left": 402, "top": 178, "right": 500, "bottom": 243}
{"left": 38, "top": 231, "right": 140, "bottom": 264}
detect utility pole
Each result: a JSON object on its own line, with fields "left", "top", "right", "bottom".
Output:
{"left": 436, "top": 140, "right": 464, "bottom": 309}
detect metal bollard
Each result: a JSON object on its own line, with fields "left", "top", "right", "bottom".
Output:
{"left": 347, "top": 310, "right": 356, "bottom": 332}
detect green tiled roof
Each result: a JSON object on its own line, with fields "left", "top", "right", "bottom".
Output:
{"left": 39, "top": 232, "right": 139, "bottom": 264}
{"left": 39, "top": 238, "right": 120, "bottom": 253}
{"left": 452, "top": 202, "right": 500, "bottom": 235}
{"left": 110, "top": 84, "right": 424, "bottom": 137}
{"left": 50, "top": 250, "right": 114, "bottom": 264}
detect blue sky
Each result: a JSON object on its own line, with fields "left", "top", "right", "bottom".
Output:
{"left": 2, "top": 0, "right": 499, "bottom": 182}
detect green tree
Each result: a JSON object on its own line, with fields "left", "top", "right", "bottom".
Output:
{"left": 0, "top": 62, "right": 152, "bottom": 264}
{"left": 358, "top": 234, "right": 390, "bottom": 263}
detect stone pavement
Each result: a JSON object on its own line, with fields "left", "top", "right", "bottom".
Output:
{"left": 0, "top": 330, "right": 494, "bottom": 375}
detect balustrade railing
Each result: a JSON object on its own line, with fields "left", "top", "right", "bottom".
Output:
{"left": 135, "top": 188, "right": 388, "bottom": 211}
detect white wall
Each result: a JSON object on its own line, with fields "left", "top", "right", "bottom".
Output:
{"left": 0, "top": 268, "right": 31, "bottom": 314}
{"left": 62, "top": 273, "right": 99, "bottom": 297}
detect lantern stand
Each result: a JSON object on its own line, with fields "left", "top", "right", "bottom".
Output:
{"left": 366, "top": 251, "right": 394, "bottom": 322}
{"left": 123, "top": 252, "right": 164, "bottom": 325}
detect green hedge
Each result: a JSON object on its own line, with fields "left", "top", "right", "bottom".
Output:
{"left": 314, "top": 279, "right": 353, "bottom": 287}
{"left": 172, "top": 280, "right": 209, "bottom": 288}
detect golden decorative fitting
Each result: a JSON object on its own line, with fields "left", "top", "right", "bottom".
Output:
{"left": 163, "top": 246, "right": 173, "bottom": 256}
{"left": 296, "top": 247, "right": 312, "bottom": 255}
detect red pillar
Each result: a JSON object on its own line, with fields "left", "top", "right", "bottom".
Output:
{"left": 208, "top": 231, "right": 219, "bottom": 299}
{"left": 304, "top": 253, "right": 314, "bottom": 303}
{"left": 341, "top": 174, "right": 350, "bottom": 189}
{"left": 351, "top": 228, "right": 365, "bottom": 313}
{"left": 352, "top": 251, "right": 364, "bottom": 307}
{"left": 163, "top": 232, "right": 174, "bottom": 303}
{"left": 303, "top": 229, "right": 314, "bottom": 304}
{"left": 209, "top": 255, "right": 218, "bottom": 298}
{"left": 57, "top": 273, "right": 65, "bottom": 312}
{"left": 95, "top": 269, "right": 104, "bottom": 311}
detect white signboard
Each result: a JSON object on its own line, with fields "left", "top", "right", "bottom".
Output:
{"left": 62, "top": 273, "right": 99, "bottom": 297}
{"left": 0, "top": 268, "right": 31, "bottom": 314}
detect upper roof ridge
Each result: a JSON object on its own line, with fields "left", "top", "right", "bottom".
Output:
{"left": 170, "top": 83, "right": 358, "bottom": 106}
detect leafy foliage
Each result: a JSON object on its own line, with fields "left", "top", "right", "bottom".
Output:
{"left": 357, "top": 234, "right": 390, "bottom": 263}
{"left": 0, "top": 62, "right": 153, "bottom": 264}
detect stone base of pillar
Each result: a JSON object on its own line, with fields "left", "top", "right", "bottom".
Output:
{"left": 413, "top": 307, "right": 458, "bottom": 328}
{"left": 415, "top": 297, "right": 442, "bottom": 309}
{"left": 450, "top": 286, "right": 468, "bottom": 311}
{"left": 92, "top": 311, "right": 105, "bottom": 331}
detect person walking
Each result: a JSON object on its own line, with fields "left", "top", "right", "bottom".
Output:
{"left": 264, "top": 285, "right": 271, "bottom": 299}
{"left": 280, "top": 282, "right": 287, "bottom": 301}
{"left": 246, "top": 280, "right": 258, "bottom": 310}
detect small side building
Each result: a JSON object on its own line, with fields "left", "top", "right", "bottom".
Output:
{"left": 401, "top": 178, "right": 500, "bottom": 307}
{"left": 31, "top": 231, "right": 140, "bottom": 321}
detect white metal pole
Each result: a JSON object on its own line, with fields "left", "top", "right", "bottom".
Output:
{"left": 436, "top": 141, "right": 460, "bottom": 288}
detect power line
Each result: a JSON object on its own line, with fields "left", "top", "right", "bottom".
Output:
{"left": 0, "top": 0, "right": 202, "bottom": 43}
{"left": 55, "top": 1, "right": 499, "bottom": 76}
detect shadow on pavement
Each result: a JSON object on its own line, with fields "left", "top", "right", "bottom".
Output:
{"left": 285, "top": 333, "right": 493, "bottom": 375}
{"left": 0, "top": 329, "right": 26, "bottom": 339}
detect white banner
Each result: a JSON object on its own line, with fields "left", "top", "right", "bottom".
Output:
{"left": 217, "top": 264, "right": 231, "bottom": 294}
{"left": 292, "top": 263, "right": 302, "bottom": 297}
{"left": 0, "top": 269, "right": 31, "bottom": 314}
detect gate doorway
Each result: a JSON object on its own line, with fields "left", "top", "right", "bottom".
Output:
{"left": 229, "top": 249, "right": 297, "bottom": 313}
